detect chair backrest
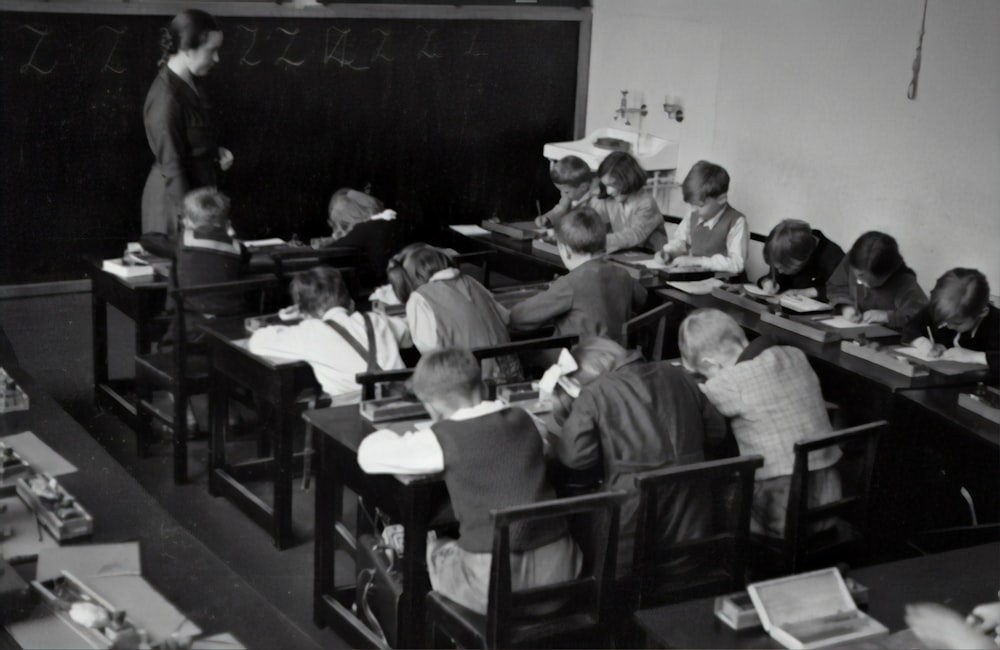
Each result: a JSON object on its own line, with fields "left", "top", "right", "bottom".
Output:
{"left": 632, "top": 455, "right": 763, "bottom": 609}
{"left": 448, "top": 249, "right": 497, "bottom": 289}
{"left": 486, "top": 490, "right": 628, "bottom": 649}
{"left": 621, "top": 303, "right": 673, "bottom": 362}
{"left": 784, "top": 420, "right": 886, "bottom": 572}
{"left": 355, "top": 333, "right": 580, "bottom": 400}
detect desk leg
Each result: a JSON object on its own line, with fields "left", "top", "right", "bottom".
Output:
{"left": 272, "top": 385, "right": 295, "bottom": 549}
{"left": 314, "top": 437, "right": 340, "bottom": 628}
{"left": 91, "top": 287, "right": 109, "bottom": 393}
{"left": 399, "top": 486, "right": 433, "bottom": 649}
{"left": 208, "top": 367, "right": 229, "bottom": 497}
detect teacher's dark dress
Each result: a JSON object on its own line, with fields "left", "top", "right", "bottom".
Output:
{"left": 142, "top": 66, "right": 219, "bottom": 235}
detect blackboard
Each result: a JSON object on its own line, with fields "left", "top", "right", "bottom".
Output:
{"left": 0, "top": 8, "right": 584, "bottom": 283}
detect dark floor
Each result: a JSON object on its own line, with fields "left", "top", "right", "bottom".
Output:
{"left": 0, "top": 289, "right": 350, "bottom": 649}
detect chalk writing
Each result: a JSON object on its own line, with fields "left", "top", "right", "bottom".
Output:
{"left": 237, "top": 25, "right": 262, "bottom": 66}
{"left": 272, "top": 27, "right": 306, "bottom": 67}
{"left": 18, "top": 25, "right": 57, "bottom": 75}
{"left": 370, "top": 29, "right": 394, "bottom": 63}
{"left": 96, "top": 25, "right": 128, "bottom": 74}
{"left": 463, "top": 27, "right": 487, "bottom": 57}
{"left": 324, "top": 26, "right": 369, "bottom": 70}
{"left": 416, "top": 26, "right": 443, "bottom": 60}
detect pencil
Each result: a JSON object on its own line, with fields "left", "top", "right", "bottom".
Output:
{"left": 926, "top": 325, "right": 934, "bottom": 343}
{"left": 535, "top": 200, "right": 542, "bottom": 218}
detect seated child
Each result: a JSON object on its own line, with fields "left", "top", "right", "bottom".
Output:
{"left": 357, "top": 348, "right": 582, "bottom": 615}
{"left": 901, "top": 268, "right": 998, "bottom": 374}
{"left": 320, "top": 187, "right": 400, "bottom": 289}
{"left": 826, "top": 231, "right": 928, "bottom": 328}
{"left": 591, "top": 151, "right": 667, "bottom": 253}
{"left": 656, "top": 160, "right": 748, "bottom": 276}
{"left": 248, "top": 267, "right": 408, "bottom": 405}
{"left": 509, "top": 207, "right": 647, "bottom": 343}
{"left": 534, "top": 155, "right": 601, "bottom": 230}
{"left": 387, "top": 243, "right": 519, "bottom": 380}
{"left": 758, "top": 219, "right": 845, "bottom": 300}
{"left": 906, "top": 600, "right": 1000, "bottom": 650}
{"left": 547, "top": 336, "right": 726, "bottom": 576}
{"left": 679, "top": 309, "right": 842, "bottom": 538}
{"left": 166, "top": 187, "right": 249, "bottom": 346}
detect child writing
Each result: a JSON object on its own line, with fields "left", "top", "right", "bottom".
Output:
{"left": 591, "top": 151, "right": 666, "bottom": 253}
{"left": 546, "top": 336, "right": 726, "bottom": 576}
{"left": 679, "top": 309, "right": 842, "bottom": 538}
{"left": 757, "top": 219, "right": 845, "bottom": 300}
{"left": 656, "top": 160, "right": 748, "bottom": 276}
{"left": 509, "top": 207, "right": 647, "bottom": 343}
{"left": 248, "top": 267, "right": 409, "bottom": 405}
{"left": 901, "top": 268, "right": 998, "bottom": 373}
{"left": 534, "top": 155, "right": 601, "bottom": 230}
{"left": 387, "top": 243, "right": 519, "bottom": 379}
{"left": 319, "top": 187, "right": 400, "bottom": 289}
{"left": 357, "top": 348, "right": 582, "bottom": 615}
{"left": 826, "top": 231, "right": 928, "bottom": 328}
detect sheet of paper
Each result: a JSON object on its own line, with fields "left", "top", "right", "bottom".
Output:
{"left": 894, "top": 346, "right": 988, "bottom": 375}
{"left": 449, "top": 224, "right": 492, "bottom": 237}
{"left": 242, "top": 238, "right": 285, "bottom": 248}
{"left": 742, "top": 283, "right": 772, "bottom": 298}
{"left": 665, "top": 278, "right": 725, "bottom": 295}
{"left": 634, "top": 258, "right": 670, "bottom": 270}
{"left": 193, "top": 633, "right": 247, "bottom": 649}
{"left": 0, "top": 495, "right": 59, "bottom": 561}
{"left": 0, "top": 431, "right": 77, "bottom": 476}
{"left": 36, "top": 542, "right": 142, "bottom": 582}
{"left": 893, "top": 346, "right": 941, "bottom": 363}
{"left": 820, "top": 316, "right": 868, "bottom": 329}
{"left": 779, "top": 294, "right": 832, "bottom": 313}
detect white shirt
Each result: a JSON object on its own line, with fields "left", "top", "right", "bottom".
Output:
{"left": 247, "top": 306, "right": 410, "bottom": 404}
{"left": 357, "top": 400, "right": 510, "bottom": 474}
{"left": 405, "top": 268, "right": 510, "bottom": 353}
{"left": 661, "top": 204, "right": 748, "bottom": 274}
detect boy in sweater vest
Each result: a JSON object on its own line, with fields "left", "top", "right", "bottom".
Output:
{"left": 656, "top": 160, "right": 748, "bottom": 277}
{"left": 509, "top": 207, "right": 647, "bottom": 343}
{"left": 358, "top": 349, "right": 581, "bottom": 614}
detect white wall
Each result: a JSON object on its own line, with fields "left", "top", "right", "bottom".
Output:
{"left": 587, "top": 0, "right": 1000, "bottom": 289}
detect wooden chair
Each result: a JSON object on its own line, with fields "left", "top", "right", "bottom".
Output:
{"left": 751, "top": 420, "right": 886, "bottom": 575}
{"left": 425, "top": 490, "right": 628, "bottom": 649}
{"left": 448, "top": 249, "right": 497, "bottom": 290}
{"left": 134, "top": 276, "right": 277, "bottom": 484}
{"left": 631, "top": 455, "right": 763, "bottom": 610}
{"left": 355, "top": 333, "right": 580, "bottom": 400}
{"left": 622, "top": 302, "right": 673, "bottom": 361}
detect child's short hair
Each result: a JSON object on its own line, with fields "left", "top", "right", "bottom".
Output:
{"left": 327, "top": 188, "right": 385, "bottom": 238}
{"left": 678, "top": 308, "right": 748, "bottom": 371}
{"left": 290, "top": 267, "right": 352, "bottom": 317}
{"left": 550, "top": 155, "right": 594, "bottom": 187}
{"left": 386, "top": 243, "right": 455, "bottom": 303}
{"left": 763, "top": 220, "right": 818, "bottom": 270}
{"left": 930, "top": 268, "right": 991, "bottom": 324}
{"left": 597, "top": 151, "right": 647, "bottom": 196}
{"left": 551, "top": 336, "right": 629, "bottom": 422}
{"left": 184, "top": 187, "right": 230, "bottom": 229}
{"left": 554, "top": 207, "right": 606, "bottom": 254}
{"left": 411, "top": 348, "right": 482, "bottom": 408}
{"left": 847, "top": 231, "right": 904, "bottom": 281}
{"left": 681, "top": 160, "right": 730, "bottom": 204}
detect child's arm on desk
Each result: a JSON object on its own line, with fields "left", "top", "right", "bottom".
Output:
{"left": 508, "top": 279, "right": 573, "bottom": 331}
{"left": 358, "top": 427, "right": 444, "bottom": 475}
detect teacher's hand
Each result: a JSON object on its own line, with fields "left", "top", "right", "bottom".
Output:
{"left": 218, "top": 146, "right": 234, "bottom": 171}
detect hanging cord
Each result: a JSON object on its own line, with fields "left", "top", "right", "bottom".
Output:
{"left": 907, "top": 0, "right": 928, "bottom": 100}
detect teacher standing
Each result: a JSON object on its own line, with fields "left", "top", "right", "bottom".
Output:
{"left": 142, "top": 9, "right": 233, "bottom": 235}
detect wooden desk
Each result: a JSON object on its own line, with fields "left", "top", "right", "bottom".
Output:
{"left": 0, "top": 365, "right": 322, "bottom": 649}
{"left": 201, "top": 319, "right": 320, "bottom": 550}
{"left": 634, "top": 542, "right": 1000, "bottom": 649}
{"left": 305, "top": 405, "right": 449, "bottom": 649}
{"left": 446, "top": 226, "right": 565, "bottom": 283}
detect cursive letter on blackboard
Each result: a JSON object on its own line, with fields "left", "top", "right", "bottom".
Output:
{"left": 237, "top": 25, "right": 262, "bottom": 66}
{"left": 272, "top": 27, "right": 306, "bottom": 67}
{"left": 416, "top": 26, "right": 443, "bottom": 60}
{"left": 18, "top": 25, "right": 57, "bottom": 75}
{"left": 96, "top": 25, "right": 128, "bottom": 74}
{"left": 324, "top": 26, "right": 369, "bottom": 70}
{"left": 370, "top": 29, "right": 394, "bottom": 64}
{"left": 463, "top": 27, "right": 487, "bottom": 57}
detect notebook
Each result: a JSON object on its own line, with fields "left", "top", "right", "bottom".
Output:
{"left": 748, "top": 567, "right": 888, "bottom": 649}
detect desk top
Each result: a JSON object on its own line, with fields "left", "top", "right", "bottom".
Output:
{"left": 898, "top": 386, "right": 1000, "bottom": 447}
{"left": 199, "top": 318, "right": 311, "bottom": 371}
{"left": 0, "top": 365, "right": 320, "bottom": 649}
{"left": 635, "top": 542, "right": 1000, "bottom": 649}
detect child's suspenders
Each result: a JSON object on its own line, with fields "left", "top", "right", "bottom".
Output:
{"left": 323, "top": 312, "right": 383, "bottom": 372}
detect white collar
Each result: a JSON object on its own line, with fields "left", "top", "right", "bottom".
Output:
{"left": 429, "top": 267, "right": 461, "bottom": 282}
{"left": 697, "top": 203, "right": 729, "bottom": 229}
{"left": 447, "top": 400, "right": 507, "bottom": 422}
{"left": 321, "top": 306, "right": 352, "bottom": 320}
